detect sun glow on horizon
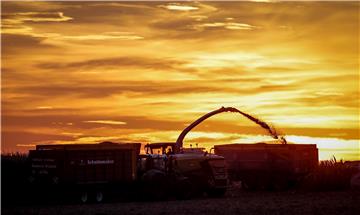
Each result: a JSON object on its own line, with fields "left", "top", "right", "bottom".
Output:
{"left": 1, "top": 1, "right": 359, "bottom": 160}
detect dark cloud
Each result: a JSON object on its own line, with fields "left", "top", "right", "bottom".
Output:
{"left": 305, "top": 74, "right": 360, "bottom": 83}
{"left": 10, "top": 83, "right": 215, "bottom": 98}
{"left": 151, "top": 17, "right": 198, "bottom": 32}
{"left": 258, "top": 84, "right": 296, "bottom": 91}
{"left": 2, "top": 114, "right": 80, "bottom": 129}
{"left": 62, "top": 2, "right": 157, "bottom": 24}
{"left": 215, "top": 77, "right": 263, "bottom": 83}
{"left": 0, "top": 1, "right": 157, "bottom": 27}
{"left": 254, "top": 66, "right": 298, "bottom": 73}
{"left": 208, "top": 1, "right": 358, "bottom": 27}
{"left": 1, "top": 11, "right": 72, "bottom": 23}
{"left": 292, "top": 92, "right": 359, "bottom": 108}
{"left": 151, "top": 1, "right": 358, "bottom": 44}
{"left": 188, "top": 135, "right": 241, "bottom": 144}
{"left": 8, "top": 79, "right": 298, "bottom": 99}
{"left": 2, "top": 114, "right": 185, "bottom": 131}
{"left": 12, "top": 85, "right": 146, "bottom": 98}
{"left": 37, "top": 57, "right": 188, "bottom": 71}
{"left": 1, "top": 33, "right": 55, "bottom": 54}
{"left": 2, "top": 107, "right": 82, "bottom": 117}
{"left": 1, "top": 1, "right": 82, "bottom": 13}
{"left": 282, "top": 127, "right": 359, "bottom": 140}
{"left": 150, "top": 19, "right": 257, "bottom": 41}
{"left": 1, "top": 131, "right": 75, "bottom": 152}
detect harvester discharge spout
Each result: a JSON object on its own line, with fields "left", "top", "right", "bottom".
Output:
{"left": 174, "top": 106, "right": 287, "bottom": 153}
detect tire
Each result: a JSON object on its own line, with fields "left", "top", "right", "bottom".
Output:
{"left": 207, "top": 188, "right": 226, "bottom": 198}
{"left": 272, "top": 178, "right": 289, "bottom": 191}
{"left": 266, "top": 174, "right": 290, "bottom": 191}
{"left": 80, "top": 192, "right": 88, "bottom": 203}
{"left": 95, "top": 191, "right": 104, "bottom": 203}
{"left": 242, "top": 175, "right": 266, "bottom": 191}
{"left": 152, "top": 187, "right": 167, "bottom": 200}
{"left": 175, "top": 178, "right": 193, "bottom": 200}
{"left": 142, "top": 169, "right": 168, "bottom": 200}
{"left": 241, "top": 179, "right": 257, "bottom": 191}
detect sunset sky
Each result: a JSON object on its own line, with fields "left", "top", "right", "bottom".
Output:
{"left": 1, "top": 1, "right": 359, "bottom": 160}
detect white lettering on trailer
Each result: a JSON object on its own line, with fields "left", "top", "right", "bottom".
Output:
{"left": 32, "top": 158, "right": 55, "bottom": 162}
{"left": 45, "top": 164, "right": 56, "bottom": 168}
{"left": 32, "top": 164, "right": 56, "bottom": 168}
{"left": 87, "top": 159, "right": 114, "bottom": 165}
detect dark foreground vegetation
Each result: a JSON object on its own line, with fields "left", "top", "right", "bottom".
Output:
{"left": 302, "top": 157, "right": 359, "bottom": 191}
{"left": 2, "top": 154, "right": 360, "bottom": 215}
{"left": 2, "top": 190, "right": 359, "bottom": 215}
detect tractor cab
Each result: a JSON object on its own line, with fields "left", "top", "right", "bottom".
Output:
{"left": 145, "top": 142, "right": 207, "bottom": 155}
{"left": 138, "top": 142, "right": 175, "bottom": 173}
{"left": 144, "top": 142, "right": 175, "bottom": 155}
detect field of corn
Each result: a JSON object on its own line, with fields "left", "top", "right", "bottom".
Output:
{"left": 1, "top": 153, "right": 360, "bottom": 215}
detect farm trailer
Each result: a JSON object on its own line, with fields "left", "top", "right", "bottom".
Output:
{"left": 214, "top": 143, "right": 318, "bottom": 190}
{"left": 29, "top": 142, "right": 141, "bottom": 202}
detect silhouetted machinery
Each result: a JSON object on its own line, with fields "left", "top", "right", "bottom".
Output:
{"left": 28, "top": 107, "right": 318, "bottom": 202}
{"left": 215, "top": 143, "right": 318, "bottom": 190}
{"left": 28, "top": 108, "right": 233, "bottom": 202}
{"left": 141, "top": 106, "right": 317, "bottom": 192}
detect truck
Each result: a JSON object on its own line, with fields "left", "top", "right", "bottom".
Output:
{"left": 214, "top": 143, "right": 318, "bottom": 190}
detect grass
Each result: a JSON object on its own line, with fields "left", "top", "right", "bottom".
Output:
{"left": 301, "top": 156, "right": 358, "bottom": 191}
{"left": 1, "top": 153, "right": 31, "bottom": 205}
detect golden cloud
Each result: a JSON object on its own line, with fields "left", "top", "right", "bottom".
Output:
{"left": 2, "top": 11, "right": 72, "bottom": 24}
{"left": 159, "top": 3, "right": 199, "bottom": 11}
{"left": 195, "top": 22, "right": 258, "bottom": 30}
{"left": 57, "top": 32, "right": 144, "bottom": 41}
{"left": 83, "top": 120, "right": 127, "bottom": 125}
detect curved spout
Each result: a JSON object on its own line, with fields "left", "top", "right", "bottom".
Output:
{"left": 174, "top": 106, "right": 286, "bottom": 153}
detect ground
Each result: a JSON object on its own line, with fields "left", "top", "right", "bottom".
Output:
{"left": 2, "top": 190, "right": 359, "bottom": 215}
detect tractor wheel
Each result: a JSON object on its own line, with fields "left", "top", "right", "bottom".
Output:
{"left": 80, "top": 192, "right": 88, "bottom": 203}
{"left": 272, "top": 178, "right": 289, "bottom": 191}
{"left": 175, "top": 178, "right": 193, "bottom": 200}
{"left": 95, "top": 191, "right": 104, "bottom": 203}
{"left": 142, "top": 169, "right": 168, "bottom": 200}
{"left": 267, "top": 175, "right": 289, "bottom": 191}
{"left": 207, "top": 188, "right": 226, "bottom": 198}
{"left": 241, "top": 179, "right": 257, "bottom": 191}
{"left": 142, "top": 182, "right": 167, "bottom": 201}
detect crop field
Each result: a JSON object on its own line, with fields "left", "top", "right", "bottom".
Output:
{"left": 2, "top": 190, "right": 360, "bottom": 215}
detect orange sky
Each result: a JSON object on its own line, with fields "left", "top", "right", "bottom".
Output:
{"left": 1, "top": 1, "right": 359, "bottom": 160}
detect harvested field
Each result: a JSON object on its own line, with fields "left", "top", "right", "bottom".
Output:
{"left": 2, "top": 190, "right": 359, "bottom": 215}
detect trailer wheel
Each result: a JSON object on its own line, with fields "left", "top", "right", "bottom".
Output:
{"left": 28, "top": 176, "right": 35, "bottom": 183}
{"left": 241, "top": 179, "right": 257, "bottom": 191}
{"left": 175, "top": 177, "right": 193, "bottom": 200}
{"left": 80, "top": 192, "right": 88, "bottom": 203}
{"left": 95, "top": 191, "right": 104, "bottom": 203}
{"left": 142, "top": 169, "right": 168, "bottom": 200}
{"left": 265, "top": 174, "right": 290, "bottom": 191}
{"left": 272, "top": 178, "right": 289, "bottom": 191}
{"left": 207, "top": 188, "right": 226, "bottom": 198}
